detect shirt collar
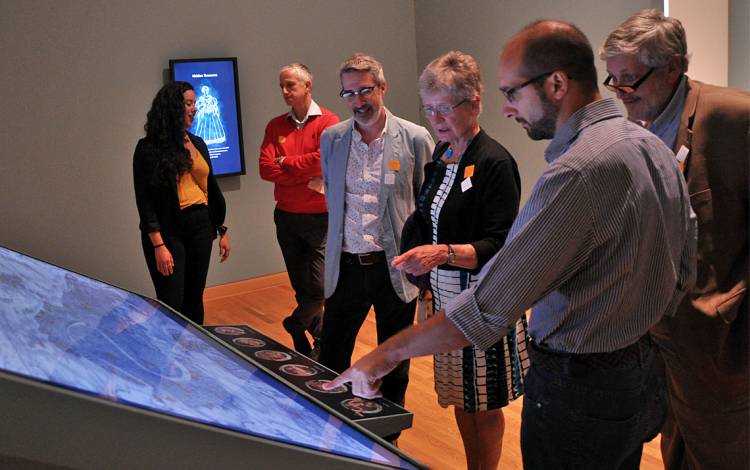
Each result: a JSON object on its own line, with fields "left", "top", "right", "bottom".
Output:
{"left": 647, "top": 75, "right": 688, "bottom": 141}
{"left": 545, "top": 98, "right": 623, "bottom": 163}
{"left": 287, "top": 100, "right": 322, "bottom": 127}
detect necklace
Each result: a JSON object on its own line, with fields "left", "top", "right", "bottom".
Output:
{"left": 443, "top": 145, "right": 462, "bottom": 164}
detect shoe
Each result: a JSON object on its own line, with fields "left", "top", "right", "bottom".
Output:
{"left": 282, "top": 316, "right": 311, "bottom": 355}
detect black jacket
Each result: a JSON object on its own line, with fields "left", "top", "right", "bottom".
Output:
{"left": 133, "top": 133, "right": 226, "bottom": 237}
{"left": 417, "top": 129, "right": 520, "bottom": 274}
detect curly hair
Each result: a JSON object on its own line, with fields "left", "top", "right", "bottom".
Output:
{"left": 144, "top": 81, "right": 193, "bottom": 186}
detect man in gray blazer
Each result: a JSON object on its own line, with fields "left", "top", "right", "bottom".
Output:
{"left": 319, "top": 53, "right": 434, "bottom": 420}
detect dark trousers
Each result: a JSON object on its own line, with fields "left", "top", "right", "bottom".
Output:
{"left": 319, "top": 254, "right": 416, "bottom": 407}
{"left": 142, "top": 205, "right": 214, "bottom": 325}
{"left": 652, "top": 299, "right": 749, "bottom": 470}
{"left": 274, "top": 208, "right": 327, "bottom": 336}
{"left": 520, "top": 340, "right": 666, "bottom": 470}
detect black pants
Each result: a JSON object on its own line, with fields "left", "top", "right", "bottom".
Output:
{"left": 520, "top": 339, "right": 666, "bottom": 470}
{"left": 274, "top": 208, "right": 327, "bottom": 336}
{"left": 319, "top": 253, "right": 416, "bottom": 407}
{"left": 142, "top": 205, "right": 214, "bottom": 325}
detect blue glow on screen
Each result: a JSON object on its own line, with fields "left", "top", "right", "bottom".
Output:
{"left": 172, "top": 59, "right": 244, "bottom": 176}
{"left": 0, "top": 247, "right": 417, "bottom": 469}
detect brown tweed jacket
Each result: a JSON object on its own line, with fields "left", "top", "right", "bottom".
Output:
{"left": 653, "top": 78, "right": 749, "bottom": 405}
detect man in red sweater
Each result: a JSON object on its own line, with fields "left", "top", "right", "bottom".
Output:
{"left": 259, "top": 63, "right": 339, "bottom": 356}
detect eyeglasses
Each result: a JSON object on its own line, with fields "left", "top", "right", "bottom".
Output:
{"left": 500, "top": 71, "right": 554, "bottom": 103}
{"left": 603, "top": 67, "right": 655, "bottom": 94}
{"left": 340, "top": 86, "right": 376, "bottom": 100}
{"left": 421, "top": 99, "right": 467, "bottom": 117}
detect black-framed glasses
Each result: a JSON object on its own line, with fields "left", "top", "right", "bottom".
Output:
{"left": 603, "top": 67, "right": 655, "bottom": 94}
{"left": 339, "top": 86, "right": 376, "bottom": 100}
{"left": 421, "top": 99, "right": 467, "bottom": 117}
{"left": 500, "top": 71, "right": 554, "bottom": 103}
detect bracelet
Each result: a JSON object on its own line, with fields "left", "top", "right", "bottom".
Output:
{"left": 153, "top": 243, "right": 165, "bottom": 249}
{"left": 446, "top": 244, "right": 456, "bottom": 264}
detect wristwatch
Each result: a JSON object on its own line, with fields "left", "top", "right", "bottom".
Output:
{"left": 217, "top": 225, "right": 228, "bottom": 236}
{"left": 446, "top": 244, "right": 456, "bottom": 264}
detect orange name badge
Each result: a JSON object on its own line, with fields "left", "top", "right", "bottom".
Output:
{"left": 464, "top": 165, "right": 475, "bottom": 178}
{"left": 388, "top": 159, "right": 401, "bottom": 172}
{"left": 278, "top": 136, "right": 286, "bottom": 144}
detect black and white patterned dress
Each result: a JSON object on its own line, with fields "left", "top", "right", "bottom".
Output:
{"left": 422, "top": 134, "right": 529, "bottom": 412}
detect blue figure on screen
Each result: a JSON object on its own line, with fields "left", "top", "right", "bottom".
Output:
{"left": 193, "top": 85, "right": 226, "bottom": 145}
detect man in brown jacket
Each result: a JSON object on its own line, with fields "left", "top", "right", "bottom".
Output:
{"left": 601, "top": 10, "right": 749, "bottom": 470}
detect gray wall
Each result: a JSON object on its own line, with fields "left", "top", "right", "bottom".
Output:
{"left": 1, "top": 0, "right": 746, "bottom": 297}
{"left": 730, "top": 0, "right": 750, "bottom": 90}
{"left": 413, "top": 0, "right": 655, "bottom": 201}
{"left": 0, "top": 0, "right": 421, "bottom": 295}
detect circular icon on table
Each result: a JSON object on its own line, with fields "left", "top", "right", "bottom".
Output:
{"left": 305, "top": 379, "right": 348, "bottom": 394}
{"left": 232, "top": 337, "right": 266, "bottom": 348}
{"left": 254, "top": 350, "right": 292, "bottom": 362}
{"left": 341, "top": 397, "right": 383, "bottom": 415}
{"left": 213, "top": 326, "right": 245, "bottom": 336}
{"left": 279, "top": 364, "right": 318, "bottom": 377}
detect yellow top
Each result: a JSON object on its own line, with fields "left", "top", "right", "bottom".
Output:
{"left": 177, "top": 138, "right": 209, "bottom": 209}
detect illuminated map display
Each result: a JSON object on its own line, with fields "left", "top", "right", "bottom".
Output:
{"left": 0, "top": 246, "right": 418, "bottom": 469}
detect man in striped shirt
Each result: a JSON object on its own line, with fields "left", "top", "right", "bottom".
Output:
{"left": 327, "top": 20, "right": 696, "bottom": 468}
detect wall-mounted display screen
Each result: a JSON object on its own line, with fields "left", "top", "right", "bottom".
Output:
{"left": 0, "top": 246, "right": 421, "bottom": 469}
{"left": 170, "top": 57, "right": 246, "bottom": 177}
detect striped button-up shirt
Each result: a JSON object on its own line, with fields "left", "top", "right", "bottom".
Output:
{"left": 445, "top": 99, "right": 697, "bottom": 354}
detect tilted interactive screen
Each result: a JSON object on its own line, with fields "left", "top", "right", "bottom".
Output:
{"left": 0, "top": 246, "right": 419, "bottom": 469}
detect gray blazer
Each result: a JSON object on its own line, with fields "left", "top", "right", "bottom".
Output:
{"left": 321, "top": 109, "right": 434, "bottom": 302}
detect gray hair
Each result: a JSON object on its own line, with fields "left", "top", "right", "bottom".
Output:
{"left": 600, "top": 9, "right": 689, "bottom": 73}
{"left": 419, "top": 51, "right": 483, "bottom": 102}
{"left": 280, "top": 63, "right": 313, "bottom": 83}
{"left": 337, "top": 53, "right": 386, "bottom": 87}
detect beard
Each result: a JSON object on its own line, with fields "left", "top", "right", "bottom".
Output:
{"left": 526, "top": 91, "right": 558, "bottom": 140}
{"left": 352, "top": 103, "right": 383, "bottom": 129}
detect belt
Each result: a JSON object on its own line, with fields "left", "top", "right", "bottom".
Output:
{"left": 342, "top": 251, "right": 386, "bottom": 266}
{"left": 529, "top": 335, "right": 652, "bottom": 374}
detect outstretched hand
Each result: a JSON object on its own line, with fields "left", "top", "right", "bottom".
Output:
{"left": 324, "top": 311, "right": 473, "bottom": 398}
{"left": 323, "top": 347, "right": 401, "bottom": 399}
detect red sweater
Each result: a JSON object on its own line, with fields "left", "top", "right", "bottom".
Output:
{"left": 259, "top": 106, "right": 339, "bottom": 213}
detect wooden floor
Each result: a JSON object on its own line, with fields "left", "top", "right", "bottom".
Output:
{"left": 204, "top": 273, "right": 664, "bottom": 470}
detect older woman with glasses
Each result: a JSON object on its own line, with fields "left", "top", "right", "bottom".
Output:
{"left": 392, "top": 51, "right": 528, "bottom": 469}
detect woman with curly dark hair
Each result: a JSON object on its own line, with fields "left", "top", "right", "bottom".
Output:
{"left": 133, "top": 81, "right": 231, "bottom": 324}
